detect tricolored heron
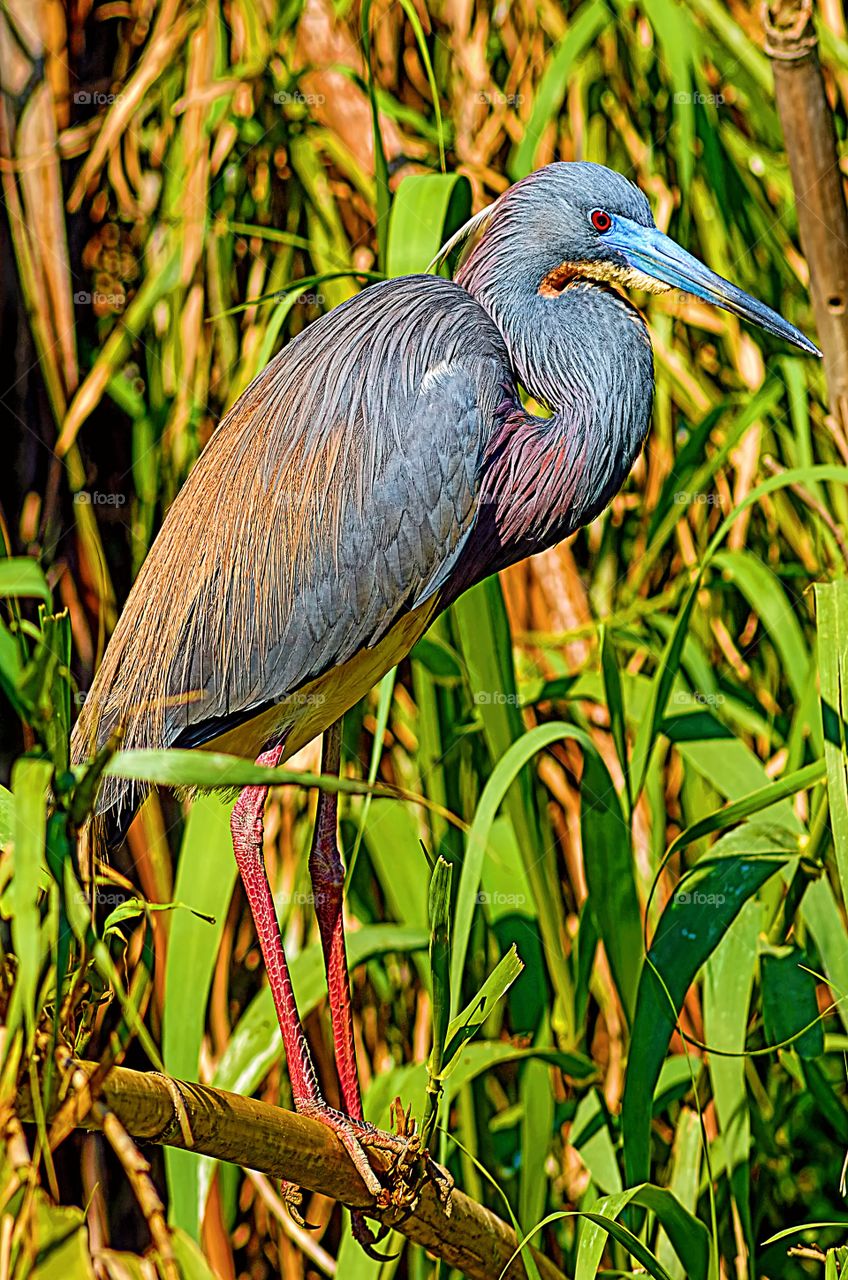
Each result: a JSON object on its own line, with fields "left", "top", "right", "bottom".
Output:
{"left": 72, "top": 161, "right": 818, "bottom": 1237}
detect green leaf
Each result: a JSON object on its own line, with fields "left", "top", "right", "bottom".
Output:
{"left": 387, "top": 173, "right": 471, "bottom": 277}
{"left": 0, "top": 785, "right": 14, "bottom": 846}
{"left": 581, "top": 745, "right": 641, "bottom": 1024}
{"left": 520, "top": 1046, "right": 555, "bottom": 1233}
{"left": 448, "top": 711, "right": 577, "bottom": 1025}
{"left": 817, "top": 581, "right": 848, "bottom": 919}
{"left": 453, "top": 575, "right": 572, "bottom": 1027}
{"left": 663, "top": 761, "right": 822, "bottom": 863}
{"left": 574, "top": 1183, "right": 712, "bottom": 1280}
{"left": 704, "top": 898, "right": 758, "bottom": 1250}
{"left": 163, "top": 795, "right": 238, "bottom": 1241}
{"left": 441, "top": 945, "right": 524, "bottom": 1074}
{"left": 571, "top": 1089, "right": 622, "bottom": 1195}
{"left": 10, "top": 756, "right": 52, "bottom": 1033}
{"left": 657, "top": 1108, "right": 703, "bottom": 1280}
{"left": 600, "top": 626, "right": 631, "bottom": 814}
{"left": 425, "top": 856, "right": 452, "bottom": 1140}
{"left": 0, "top": 558, "right": 51, "bottom": 603}
{"left": 623, "top": 852, "right": 789, "bottom": 1185}
{"left": 761, "top": 944, "right": 824, "bottom": 1058}
{"left": 630, "top": 574, "right": 701, "bottom": 801}
{"left": 713, "top": 550, "right": 810, "bottom": 705}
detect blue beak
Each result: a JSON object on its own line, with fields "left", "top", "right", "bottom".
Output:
{"left": 605, "top": 218, "right": 821, "bottom": 357}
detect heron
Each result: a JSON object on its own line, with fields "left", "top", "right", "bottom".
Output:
{"left": 71, "top": 161, "right": 818, "bottom": 1240}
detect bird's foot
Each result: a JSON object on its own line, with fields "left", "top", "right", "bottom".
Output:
{"left": 280, "top": 1180, "right": 316, "bottom": 1230}
{"left": 284, "top": 1096, "right": 452, "bottom": 1248}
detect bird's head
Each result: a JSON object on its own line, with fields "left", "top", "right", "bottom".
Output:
{"left": 434, "top": 161, "right": 820, "bottom": 356}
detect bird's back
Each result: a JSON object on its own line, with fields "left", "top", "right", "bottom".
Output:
{"left": 72, "top": 275, "right": 512, "bottom": 837}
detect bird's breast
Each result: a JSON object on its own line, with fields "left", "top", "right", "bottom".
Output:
{"left": 197, "top": 595, "right": 441, "bottom": 764}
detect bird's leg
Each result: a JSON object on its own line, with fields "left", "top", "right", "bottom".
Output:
{"left": 307, "top": 720, "right": 362, "bottom": 1121}
{"left": 306, "top": 724, "right": 453, "bottom": 1230}
{"left": 230, "top": 745, "right": 394, "bottom": 1205}
{"left": 230, "top": 742, "right": 448, "bottom": 1236}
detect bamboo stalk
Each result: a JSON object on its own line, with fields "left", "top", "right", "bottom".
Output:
{"left": 764, "top": 0, "right": 848, "bottom": 458}
{"left": 18, "top": 1061, "right": 566, "bottom": 1280}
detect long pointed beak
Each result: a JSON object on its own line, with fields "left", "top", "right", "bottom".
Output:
{"left": 606, "top": 219, "right": 821, "bottom": 356}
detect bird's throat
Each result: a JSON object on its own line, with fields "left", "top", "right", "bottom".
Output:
{"left": 451, "top": 271, "right": 656, "bottom": 581}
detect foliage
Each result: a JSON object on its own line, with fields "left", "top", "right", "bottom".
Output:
{"left": 2, "top": 0, "right": 848, "bottom": 1277}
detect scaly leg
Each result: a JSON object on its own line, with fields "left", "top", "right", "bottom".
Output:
{"left": 307, "top": 721, "right": 363, "bottom": 1121}
{"left": 230, "top": 744, "right": 407, "bottom": 1206}
{"left": 306, "top": 723, "right": 452, "bottom": 1248}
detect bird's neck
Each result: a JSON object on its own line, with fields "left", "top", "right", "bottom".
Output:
{"left": 457, "top": 266, "right": 655, "bottom": 574}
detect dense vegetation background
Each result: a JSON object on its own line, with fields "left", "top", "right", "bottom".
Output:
{"left": 3, "top": 0, "right": 848, "bottom": 1276}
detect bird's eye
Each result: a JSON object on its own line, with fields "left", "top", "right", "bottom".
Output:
{"left": 590, "top": 209, "right": 612, "bottom": 233}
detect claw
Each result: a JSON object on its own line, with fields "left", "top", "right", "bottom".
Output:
{"left": 351, "top": 1210, "right": 397, "bottom": 1259}
{"left": 292, "top": 1095, "right": 453, "bottom": 1244}
{"left": 281, "top": 1179, "right": 319, "bottom": 1231}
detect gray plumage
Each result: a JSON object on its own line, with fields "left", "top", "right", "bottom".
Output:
{"left": 72, "top": 160, "right": 816, "bottom": 837}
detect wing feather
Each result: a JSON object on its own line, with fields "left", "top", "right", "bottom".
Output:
{"left": 73, "top": 276, "right": 510, "bottom": 823}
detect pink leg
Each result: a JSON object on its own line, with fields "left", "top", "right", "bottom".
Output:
{"left": 308, "top": 721, "right": 363, "bottom": 1122}
{"left": 306, "top": 724, "right": 452, "bottom": 1248}
{"left": 230, "top": 743, "right": 407, "bottom": 1206}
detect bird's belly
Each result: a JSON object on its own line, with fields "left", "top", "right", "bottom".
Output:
{"left": 199, "top": 597, "right": 440, "bottom": 762}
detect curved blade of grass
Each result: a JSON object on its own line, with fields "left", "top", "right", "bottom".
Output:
{"left": 509, "top": 0, "right": 611, "bottom": 179}
{"left": 623, "top": 853, "right": 789, "bottom": 1185}
{"left": 712, "top": 550, "right": 810, "bottom": 704}
{"left": 632, "top": 463, "right": 848, "bottom": 804}
{"left": 817, "top": 580, "right": 848, "bottom": 919}
{"left": 163, "top": 795, "right": 237, "bottom": 1240}
{"left": 704, "top": 898, "right": 758, "bottom": 1254}
{"left": 450, "top": 720, "right": 596, "bottom": 1020}
{"left": 663, "top": 758, "right": 822, "bottom": 864}
{"left": 573, "top": 1182, "right": 712, "bottom": 1280}
{"left": 0, "top": 559, "right": 51, "bottom": 602}
{"left": 386, "top": 173, "right": 471, "bottom": 277}
{"left": 503, "top": 1207, "right": 672, "bottom": 1280}
{"left": 453, "top": 579, "right": 574, "bottom": 1035}
{"left": 396, "top": 0, "right": 446, "bottom": 172}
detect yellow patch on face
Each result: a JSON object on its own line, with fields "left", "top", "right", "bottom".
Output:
{"left": 539, "top": 259, "right": 672, "bottom": 296}
{"left": 201, "top": 597, "right": 440, "bottom": 763}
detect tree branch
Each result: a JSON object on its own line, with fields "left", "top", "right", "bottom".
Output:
{"left": 765, "top": 0, "right": 848, "bottom": 460}
{"left": 18, "top": 1060, "right": 567, "bottom": 1280}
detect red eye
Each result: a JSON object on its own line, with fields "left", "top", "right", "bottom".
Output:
{"left": 590, "top": 208, "right": 612, "bottom": 233}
